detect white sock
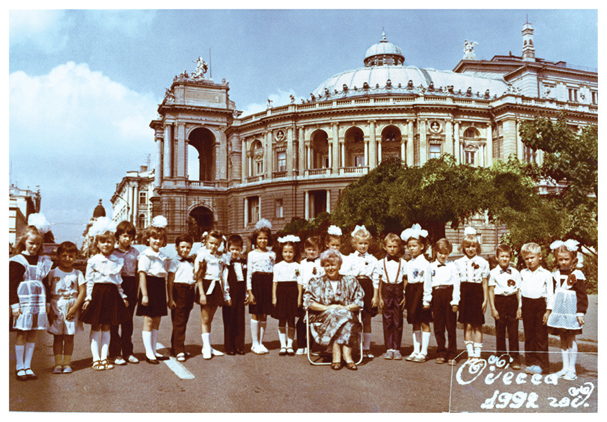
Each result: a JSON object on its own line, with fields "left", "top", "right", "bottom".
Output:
{"left": 412, "top": 331, "right": 421, "bottom": 355}
{"left": 100, "top": 330, "right": 110, "bottom": 360}
{"left": 363, "top": 333, "right": 372, "bottom": 350}
{"left": 560, "top": 347, "right": 570, "bottom": 373}
{"left": 142, "top": 330, "right": 154, "bottom": 359}
{"left": 201, "top": 333, "right": 211, "bottom": 353}
{"left": 259, "top": 321, "right": 267, "bottom": 346}
{"left": 15, "top": 345, "right": 25, "bottom": 370}
{"left": 421, "top": 332, "right": 431, "bottom": 356}
{"left": 465, "top": 341, "right": 474, "bottom": 358}
{"left": 568, "top": 341, "right": 578, "bottom": 374}
{"left": 250, "top": 320, "right": 259, "bottom": 348}
{"left": 24, "top": 342, "right": 35, "bottom": 369}
{"left": 474, "top": 342, "right": 483, "bottom": 358}
{"left": 277, "top": 327, "right": 287, "bottom": 348}
{"left": 151, "top": 329, "right": 158, "bottom": 355}
{"left": 91, "top": 330, "right": 101, "bottom": 362}
{"left": 287, "top": 327, "right": 295, "bottom": 348}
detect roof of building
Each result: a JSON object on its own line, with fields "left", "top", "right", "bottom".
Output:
{"left": 93, "top": 199, "right": 106, "bottom": 218}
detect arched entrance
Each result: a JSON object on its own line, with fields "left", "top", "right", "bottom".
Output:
{"left": 188, "top": 206, "right": 214, "bottom": 240}
{"left": 188, "top": 128, "right": 216, "bottom": 181}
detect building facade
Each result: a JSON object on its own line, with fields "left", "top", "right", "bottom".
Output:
{"left": 9, "top": 184, "right": 41, "bottom": 247}
{"left": 110, "top": 164, "right": 155, "bottom": 237}
{"left": 137, "top": 23, "right": 597, "bottom": 250}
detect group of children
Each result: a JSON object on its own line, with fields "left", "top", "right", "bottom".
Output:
{"left": 10, "top": 213, "right": 588, "bottom": 382}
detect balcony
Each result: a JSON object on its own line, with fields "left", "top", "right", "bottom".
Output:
{"left": 272, "top": 170, "right": 287, "bottom": 179}
{"left": 339, "top": 166, "right": 369, "bottom": 175}
{"left": 306, "top": 168, "right": 331, "bottom": 177}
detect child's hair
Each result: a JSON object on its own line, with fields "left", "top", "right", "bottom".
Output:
{"left": 351, "top": 226, "right": 372, "bottom": 245}
{"left": 175, "top": 233, "right": 195, "bottom": 247}
{"left": 116, "top": 220, "right": 137, "bottom": 238}
{"left": 13, "top": 226, "right": 44, "bottom": 255}
{"left": 227, "top": 234, "right": 244, "bottom": 249}
{"left": 520, "top": 242, "right": 542, "bottom": 257}
{"left": 384, "top": 233, "right": 402, "bottom": 245}
{"left": 251, "top": 227, "right": 272, "bottom": 248}
{"left": 552, "top": 245, "right": 578, "bottom": 267}
{"left": 432, "top": 238, "right": 452, "bottom": 260}
{"left": 495, "top": 243, "right": 512, "bottom": 257}
{"left": 405, "top": 235, "right": 428, "bottom": 253}
{"left": 459, "top": 234, "right": 481, "bottom": 255}
{"left": 202, "top": 230, "right": 224, "bottom": 248}
{"left": 143, "top": 225, "right": 168, "bottom": 247}
{"left": 304, "top": 235, "right": 321, "bottom": 250}
{"left": 57, "top": 241, "right": 79, "bottom": 256}
{"left": 277, "top": 240, "right": 301, "bottom": 263}
{"left": 90, "top": 231, "right": 117, "bottom": 255}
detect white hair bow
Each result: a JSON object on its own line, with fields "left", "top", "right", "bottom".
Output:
{"left": 89, "top": 217, "right": 117, "bottom": 237}
{"left": 550, "top": 239, "right": 580, "bottom": 252}
{"left": 400, "top": 223, "right": 428, "bottom": 241}
{"left": 278, "top": 235, "right": 301, "bottom": 243}
{"left": 28, "top": 213, "right": 52, "bottom": 235}
{"left": 151, "top": 215, "right": 168, "bottom": 228}
{"left": 327, "top": 225, "right": 342, "bottom": 236}
{"left": 351, "top": 225, "right": 366, "bottom": 237}
{"left": 464, "top": 227, "right": 477, "bottom": 236}
{"left": 255, "top": 218, "right": 272, "bottom": 230}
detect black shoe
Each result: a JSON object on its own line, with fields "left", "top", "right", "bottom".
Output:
{"left": 24, "top": 368, "right": 37, "bottom": 379}
{"left": 16, "top": 369, "right": 27, "bottom": 381}
{"left": 236, "top": 349, "right": 245, "bottom": 355}
{"left": 155, "top": 354, "right": 169, "bottom": 361}
{"left": 226, "top": 350, "right": 236, "bottom": 355}
{"left": 146, "top": 357, "right": 159, "bottom": 365}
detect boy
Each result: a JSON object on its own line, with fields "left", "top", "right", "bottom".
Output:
{"left": 47, "top": 241, "right": 86, "bottom": 374}
{"left": 488, "top": 244, "right": 522, "bottom": 369}
{"left": 296, "top": 235, "right": 322, "bottom": 355}
{"left": 110, "top": 221, "right": 140, "bottom": 365}
{"left": 372, "top": 233, "right": 407, "bottom": 360}
{"left": 519, "top": 242, "right": 554, "bottom": 375}
{"left": 222, "top": 234, "right": 247, "bottom": 355}
{"left": 430, "top": 238, "right": 460, "bottom": 365}
{"left": 167, "top": 234, "right": 196, "bottom": 362}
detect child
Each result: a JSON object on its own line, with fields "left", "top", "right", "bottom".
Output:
{"left": 167, "top": 234, "right": 196, "bottom": 362}
{"left": 547, "top": 240, "right": 587, "bottom": 380}
{"left": 488, "top": 244, "right": 522, "bottom": 369}
{"left": 247, "top": 219, "right": 276, "bottom": 354}
{"left": 222, "top": 234, "right": 247, "bottom": 355}
{"left": 343, "top": 225, "right": 379, "bottom": 359}
{"left": 519, "top": 242, "right": 554, "bottom": 375}
{"left": 401, "top": 224, "right": 433, "bottom": 362}
{"left": 137, "top": 216, "right": 170, "bottom": 364}
{"left": 296, "top": 235, "right": 322, "bottom": 355}
{"left": 373, "top": 233, "right": 407, "bottom": 360}
{"left": 430, "top": 238, "right": 460, "bottom": 366}
{"left": 455, "top": 227, "right": 489, "bottom": 361}
{"left": 81, "top": 217, "right": 130, "bottom": 371}
{"left": 9, "top": 213, "right": 53, "bottom": 380}
{"left": 109, "top": 221, "right": 140, "bottom": 365}
{"left": 47, "top": 241, "right": 86, "bottom": 374}
{"left": 195, "top": 230, "right": 231, "bottom": 359}
{"left": 272, "top": 235, "right": 302, "bottom": 355}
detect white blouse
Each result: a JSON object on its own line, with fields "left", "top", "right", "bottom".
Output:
{"left": 372, "top": 256, "right": 407, "bottom": 289}
{"left": 85, "top": 253, "right": 126, "bottom": 301}
{"left": 246, "top": 249, "right": 276, "bottom": 290}
{"left": 343, "top": 252, "right": 377, "bottom": 278}
{"left": 430, "top": 260, "right": 460, "bottom": 306}
{"left": 520, "top": 267, "right": 554, "bottom": 309}
{"left": 273, "top": 261, "right": 303, "bottom": 283}
{"left": 406, "top": 254, "right": 433, "bottom": 307}
{"left": 299, "top": 258, "right": 321, "bottom": 286}
{"left": 138, "top": 248, "right": 169, "bottom": 278}
{"left": 488, "top": 265, "right": 521, "bottom": 296}
{"left": 455, "top": 255, "right": 490, "bottom": 284}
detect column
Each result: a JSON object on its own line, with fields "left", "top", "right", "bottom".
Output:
{"left": 304, "top": 191, "right": 310, "bottom": 220}
{"left": 340, "top": 142, "right": 345, "bottom": 169}
{"left": 485, "top": 123, "right": 493, "bottom": 166}
{"left": 298, "top": 127, "right": 305, "bottom": 174}
{"left": 217, "top": 129, "right": 227, "bottom": 180}
{"left": 175, "top": 123, "right": 186, "bottom": 178}
{"left": 155, "top": 137, "right": 163, "bottom": 187}
{"left": 378, "top": 140, "right": 382, "bottom": 163}
{"left": 400, "top": 138, "right": 405, "bottom": 161}
{"left": 266, "top": 131, "right": 273, "bottom": 179}
{"left": 331, "top": 124, "right": 339, "bottom": 174}
{"left": 287, "top": 126, "right": 294, "bottom": 176}
{"left": 419, "top": 119, "right": 427, "bottom": 164}
{"left": 244, "top": 198, "right": 248, "bottom": 228}
{"left": 241, "top": 138, "right": 247, "bottom": 183}
{"left": 454, "top": 121, "right": 461, "bottom": 163}
{"left": 516, "top": 120, "right": 524, "bottom": 160}
{"left": 163, "top": 124, "right": 173, "bottom": 178}
{"left": 326, "top": 190, "right": 331, "bottom": 213}
{"left": 369, "top": 121, "right": 377, "bottom": 169}
{"left": 406, "top": 121, "right": 414, "bottom": 166}
{"left": 364, "top": 142, "right": 368, "bottom": 167}
{"left": 306, "top": 145, "right": 311, "bottom": 169}
{"left": 445, "top": 120, "right": 454, "bottom": 156}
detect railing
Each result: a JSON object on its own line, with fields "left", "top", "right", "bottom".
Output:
{"left": 187, "top": 180, "right": 218, "bottom": 188}
{"left": 272, "top": 171, "right": 287, "bottom": 178}
{"left": 246, "top": 175, "right": 264, "bottom": 183}
{"left": 340, "top": 166, "right": 368, "bottom": 175}
{"left": 306, "top": 168, "right": 330, "bottom": 176}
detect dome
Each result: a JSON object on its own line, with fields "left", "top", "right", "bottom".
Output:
{"left": 93, "top": 199, "right": 106, "bottom": 218}
{"left": 364, "top": 31, "right": 405, "bottom": 67}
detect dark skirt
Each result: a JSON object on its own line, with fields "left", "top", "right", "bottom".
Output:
{"left": 249, "top": 272, "right": 273, "bottom": 315}
{"left": 81, "top": 283, "right": 129, "bottom": 326}
{"left": 272, "top": 281, "right": 298, "bottom": 321}
{"left": 405, "top": 282, "right": 432, "bottom": 325}
{"left": 458, "top": 282, "right": 485, "bottom": 325}
{"left": 136, "top": 275, "right": 167, "bottom": 317}
{"left": 549, "top": 326, "right": 583, "bottom": 336}
{"left": 197, "top": 279, "right": 225, "bottom": 307}
{"left": 357, "top": 276, "right": 378, "bottom": 317}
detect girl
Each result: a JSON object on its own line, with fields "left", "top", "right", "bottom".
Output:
{"left": 296, "top": 235, "right": 322, "bottom": 355}
{"left": 547, "top": 240, "right": 588, "bottom": 381}
{"left": 401, "top": 224, "right": 433, "bottom": 363}
{"left": 455, "top": 226, "right": 490, "bottom": 361}
{"left": 271, "top": 235, "right": 302, "bottom": 356}
{"left": 10, "top": 213, "right": 53, "bottom": 381}
{"left": 247, "top": 219, "right": 276, "bottom": 354}
{"left": 344, "top": 225, "right": 378, "bottom": 358}
{"left": 137, "top": 216, "right": 170, "bottom": 364}
{"left": 80, "top": 217, "right": 130, "bottom": 371}
{"left": 325, "top": 225, "right": 343, "bottom": 253}
{"left": 195, "top": 230, "right": 232, "bottom": 359}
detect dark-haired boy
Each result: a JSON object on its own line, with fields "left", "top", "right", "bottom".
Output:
{"left": 222, "top": 235, "right": 247, "bottom": 355}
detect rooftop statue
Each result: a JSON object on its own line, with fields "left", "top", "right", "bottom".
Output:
{"left": 192, "top": 56, "right": 209, "bottom": 80}
{"left": 463, "top": 40, "right": 478, "bottom": 60}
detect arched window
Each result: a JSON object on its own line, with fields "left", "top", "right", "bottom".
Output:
{"left": 188, "top": 128, "right": 216, "bottom": 181}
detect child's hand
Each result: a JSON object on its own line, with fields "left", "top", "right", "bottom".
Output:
{"left": 423, "top": 303, "right": 430, "bottom": 310}
{"left": 244, "top": 293, "right": 250, "bottom": 306}
{"left": 272, "top": 296, "right": 277, "bottom": 306}
{"left": 11, "top": 306, "right": 21, "bottom": 318}
{"left": 141, "top": 295, "right": 149, "bottom": 306}
{"left": 248, "top": 292, "right": 256, "bottom": 305}
{"left": 199, "top": 295, "right": 207, "bottom": 306}
{"left": 577, "top": 315, "right": 585, "bottom": 326}
{"left": 491, "top": 309, "right": 499, "bottom": 320}
{"left": 371, "top": 295, "right": 379, "bottom": 308}
{"left": 542, "top": 310, "right": 551, "bottom": 325}
{"left": 378, "top": 298, "right": 384, "bottom": 311}
{"left": 481, "top": 300, "right": 487, "bottom": 313}
{"left": 297, "top": 298, "right": 302, "bottom": 308}
{"left": 81, "top": 300, "right": 90, "bottom": 311}
{"left": 225, "top": 299, "right": 232, "bottom": 307}
{"left": 123, "top": 299, "right": 129, "bottom": 308}
{"left": 66, "top": 306, "right": 78, "bottom": 321}
{"left": 516, "top": 308, "right": 522, "bottom": 320}
{"left": 168, "top": 299, "right": 176, "bottom": 310}
{"left": 451, "top": 305, "right": 459, "bottom": 313}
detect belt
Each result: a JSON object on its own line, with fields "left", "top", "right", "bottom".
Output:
{"left": 433, "top": 285, "right": 453, "bottom": 290}
{"left": 496, "top": 292, "right": 516, "bottom": 297}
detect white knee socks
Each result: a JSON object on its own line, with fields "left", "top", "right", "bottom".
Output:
{"left": 142, "top": 330, "right": 155, "bottom": 359}
{"left": 474, "top": 342, "right": 483, "bottom": 358}
{"left": 15, "top": 344, "right": 25, "bottom": 370}
{"left": 287, "top": 327, "right": 295, "bottom": 348}
{"left": 91, "top": 330, "right": 101, "bottom": 362}
{"left": 363, "top": 333, "right": 372, "bottom": 351}
{"left": 250, "top": 320, "right": 260, "bottom": 348}
{"left": 568, "top": 341, "right": 578, "bottom": 374}
{"left": 100, "top": 330, "right": 110, "bottom": 360}
{"left": 259, "top": 321, "right": 267, "bottom": 346}
{"left": 412, "top": 331, "right": 421, "bottom": 355}
{"left": 201, "top": 333, "right": 211, "bottom": 354}
{"left": 277, "top": 327, "right": 287, "bottom": 348}
{"left": 465, "top": 340, "right": 474, "bottom": 358}
{"left": 421, "top": 332, "right": 431, "bottom": 356}
{"left": 24, "top": 342, "right": 35, "bottom": 369}
{"left": 151, "top": 329, "right": 158, "bottom": 355}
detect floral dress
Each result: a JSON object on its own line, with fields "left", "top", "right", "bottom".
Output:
{"left": 303, "top": 274, "right": 364, "bottom": 347}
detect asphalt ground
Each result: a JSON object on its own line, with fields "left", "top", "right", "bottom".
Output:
{"left": 8, "top": 296, "right": 598, "bottom": 413}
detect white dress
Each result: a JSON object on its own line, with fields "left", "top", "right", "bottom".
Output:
{"left": 10, "top": 254, "right": 53, "bottom": 330}
{"left": 47, "top": 268, "right": 86, "bottom": 335}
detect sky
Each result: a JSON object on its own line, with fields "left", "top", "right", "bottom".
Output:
{"left": 6, "top": 6, "right": 599, "bottom": 246}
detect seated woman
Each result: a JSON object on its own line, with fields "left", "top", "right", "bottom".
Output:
{"left": 303, "top": 249, "right": 364, "bottom": 370}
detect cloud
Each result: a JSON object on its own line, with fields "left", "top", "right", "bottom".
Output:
{"left": 83, "top": 10, "right": 157, "bottom": 37}
{"left": 9, "top": 10, "right": 71, "bottom": 53}
{"left": 9, "top": 62, "right": 159, "bottom": 244}
{"left": 241, "top": 88, "right": 302, "bottom": 117}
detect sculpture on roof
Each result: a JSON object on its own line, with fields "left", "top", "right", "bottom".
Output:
{"left": 192, "top": 56, "right": 209, "bottom": 81}
{"left": 164, "top": 88, "right": 175, "bottom": 103}
{"left": 463, "top": 40, "right": 478, "bottom": 60}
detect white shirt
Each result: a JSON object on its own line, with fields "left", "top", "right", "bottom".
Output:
{"left": 169, "top": 257, "right": 196, "bottom": 285}
{"left": 246, "top": 249, "right": 276, "bottom": 290}
{"left": 299, "top": 258, "right": 321, "bottom": 287}
{"left": 430, "top": 260, "right": 460, "bottom": 306}
{"left": 406, "top": 254, "right": 433, "bottom": 307}
{"left": 48, "top": 268, "right": 86, "bottom": 299}
{"left": 138, "top": 248, "right": 169, "bottom": 278}
{"left": 273, "top": 261, "right": 303, "bottom": 283}
{"left": 520, "top": 266, "right": 554, "bottom": 309}
{"left": 85, "top": 253, "right": 126, "bottom": 301}
{"left": 455, "top": 255, "right": 490, "bottom": 284}
{"left": 488, "top": 265, "right": 521, "bottom": 296}
{"left": 342, "top": 252, "right": 377, "bottom": 278}
{"left": 372, "top": 256, "right": 407, "bottom": 289}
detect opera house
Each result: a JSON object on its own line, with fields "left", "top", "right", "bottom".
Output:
{"left": 112, "top": 22, "right": 597, "bottom": 250}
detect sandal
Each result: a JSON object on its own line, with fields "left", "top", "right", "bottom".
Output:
{"left": 101, "top": 359, "right": 114, "bottom": 370}
{"left": 331, "top": 361, "right": 342, "bottom": 370}
{"left": 16, "top": 369, "right": 27, "bottom": 381}
{"left": 176, "top": 353, "right": 187, "bottom": 362}
{"left": 92, "top": 360, "right": 105, "bottom": 371}
{"left": 279, "top": 347, "right": 287, "bottom": 356}
{"left": 286, "top": 347, "right": 295, "bottom": 356}
{"left": 345, "top": 361, "right": 358, "bottom": 370}
{"left": 24, "top": 368, "right": 37, "bottom": 380}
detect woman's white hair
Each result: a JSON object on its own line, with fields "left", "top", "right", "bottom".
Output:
{"left": 319, "top": 248, "right": 343, "bottom": 267}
